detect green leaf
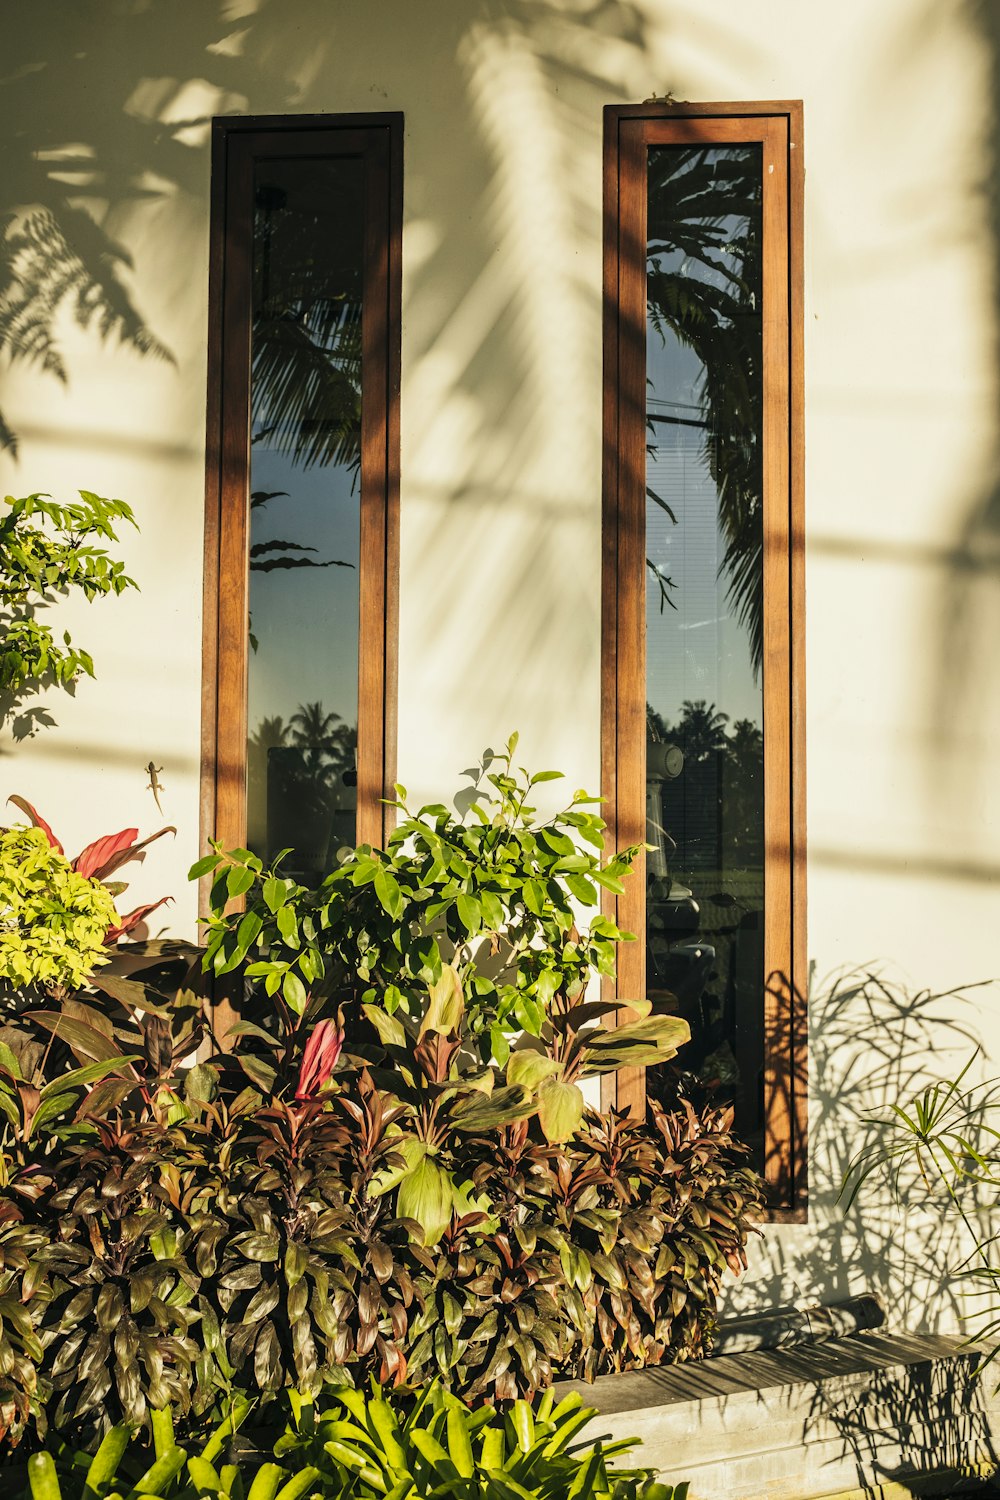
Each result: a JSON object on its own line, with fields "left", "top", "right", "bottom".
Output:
{"left": 276, "top": 904, "right": 299, "bottom": 946}
{"left": 283, "top": 972, "right": 307, "bottom": 1014}
{"left": 369, "top": 1135, "right": 426, "bottom": 1198}
{"left": 263, "top": 876, "right": 286, "bottom": 914}
{"left": 27, "top": 1453, "right": 60, "bottom": 1500}
{"left": 582, "top": 1014, "right": 691, "bottom": 1072}
{"left": 506, "top": 1050, "right": 561, "bottom": 1092}
{"left": 227, "top": 865, "right": 256, "bottom": 901}
{"left": 419, "top": 964, "right": 464, "bottom": 1039}
{"left": 456, "top": 893, "right": 482, "bottom": 934}
{"left": 81, "top": 1425, "right": 132, "bottom": 1498}
{"left": 123, "top": 1446, "right": 186, "bottom": 1500}
{"left": 374, "top": 865, "right": 403, "bottom": 919}
{"left": 363, "top": 1004, "right": 407, "bottom": 1048}
{"left": 396, "top": 1153, "right": 454, "bottom": 1247}
{"left": 238, "top": 1232, "right": 281, "bottom": 1262}
{"left": 450, "top": 1085, "right": 533, "bottom": 1133}
{"left": 490, "top": 1024, "right": 510, "bottom": 1068}
{"left": 446, "top": 1405, "right": 475, "bottom": 1477}
{"left": 246, "top": 1463, "right": 286, "bottom": 1500}
{"left": 536, "top": 1079, "right": 585, "bottom": 1143}
{"left": 274, "top": 1469, "right": 324, "bottom": 1500}
{"left": 565, "top": 873, "right": 599, "bottom": 907}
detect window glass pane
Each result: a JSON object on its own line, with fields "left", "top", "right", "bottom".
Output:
{"left": 246, "top": 155, "right": 364, "bottom": 881}
{"left": 643, "top": 143, "right": 765, "bottom": 1163}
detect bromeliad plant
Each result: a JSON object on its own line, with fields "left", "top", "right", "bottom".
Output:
{"left": 273, "top": 1380, "right": 682, "bottom": 1500}
{"left": 17, "top": 1384, "right": 686, "bottom": 1500}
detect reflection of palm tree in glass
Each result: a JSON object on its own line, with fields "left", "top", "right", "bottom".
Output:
{"left": 285, "top": 701, "right": 357, "bottom": 793}
{"left": 253, "top": 174, "right": 362, "bottom": 475}
{"left": 675, "top": 699, "right": 730, "bottom": 761}
{"left": 250, "top": 715, "right": 289, "bottom": 755}
{"left": 289, "top": 700, "right": 342, "bottom": 778}
{"left": 247, "top": 171, "right": 362, "bottom": 622}
{"left": 647, "top": 146, "right": 763, "bottom": 672}
{"left": 729, "top": 718, "right": 763, "bottom": 762}
{"left": 249, "top": 701, "right": 357, "bottom": 876}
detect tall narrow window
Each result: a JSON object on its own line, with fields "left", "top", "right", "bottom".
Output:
{"left": 203, "top": 115, "right": 401, "bottom": 879}
{"left": 602, "top": 103, "right": 805, "bottom": 1213}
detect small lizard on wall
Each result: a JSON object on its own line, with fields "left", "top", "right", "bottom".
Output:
{"left": 145, "top": 761, "right": 165, "bottom": 815}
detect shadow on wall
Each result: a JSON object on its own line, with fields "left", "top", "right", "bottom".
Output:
{"left": 936, "top": 0, "right": 1000, "bottom": 824}
{"left": 736, "top": 968, "right": 998, "bottom": 1327}
{"left": 807, "top": 1352, "right": 1000, "bottom": 1497}
{"left": 741, "top": 968, "right": 1000, "bottom": 1495}
{"left": 0, "top": 0, "right": 662, "bottom": 763}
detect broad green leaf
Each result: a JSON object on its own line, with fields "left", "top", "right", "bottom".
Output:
{"left": 263, "top": 876, "right": 286, "bottom": 913}
{"left": 419, "top": 964, "right": 464, "bottom": 1040}
{"left": 456, "top": 893, "right": 482, "bottom": 934}
{"left": 0, "top": 1042, "right": 22, "bottom": 1080}
{"left": 537, "top": 1079, "right": 585, "bottom": 1144}
{"left": 446, "top": 1406, "right": 475, "bottom": 1477}
{"left": 364, "top": 1004, "right": 407, "bottom": 1048}
{"left": 246, "top": 1463, "right": 286, "bottom": 1500}
{"left": 374, "top": 865, "right": 403, "bottom": 919}
{"left": 226, "top": 865, "right": 255, "bottom": 901}
{"left": 582, "top": 1014, "right": 690, "bottom": 1072}
{"left": 283, "top": 971, "right": 307, "bottom": 1014}
{"left": 27, "top": 1453, "right": 60, "bottom": 1500}
{"left": 369, "top": 1135, "right": 426, "bottom": 1198}
{"left": 123, "top": 1446, "right": 186, "bottom": 1500}
{"left": 396, "top": 1153, "right": 454, "bottom": 1247}
{"left": 506, "top": 1050, "right": 561, "bottom": 1092}
{"left": 274, "top": 1468, "right": 323, "bottom": 1500}
{"left": 450, "top": 1085, "right": 533, "bottom": 1133}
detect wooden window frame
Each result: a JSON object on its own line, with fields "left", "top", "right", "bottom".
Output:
{"left": 601, "top": 101, "right": 806, "bottom": 1217}
{"left": 201, "top": 113, "right": 402, "bottom": 886}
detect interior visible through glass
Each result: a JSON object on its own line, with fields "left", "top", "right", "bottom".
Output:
{"left": 643, "top": 143, "right": 765, "bottom": 1166}
{"left": 246, "top": 155, "right": 364, "bottom": 882}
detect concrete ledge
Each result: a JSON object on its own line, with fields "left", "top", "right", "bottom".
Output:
{"left": 556, "top": 1333, "right": 1000, "bottom": 1499}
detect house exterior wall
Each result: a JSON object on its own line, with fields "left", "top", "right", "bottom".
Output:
{"left": 3, "top": 0, "right": 998, "bottom": 1327}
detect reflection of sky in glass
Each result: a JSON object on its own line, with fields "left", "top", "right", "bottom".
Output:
{"left": 245, "top": 155, "right": 363, "bottom": 870}
{"left": 644, "top": 144, "right": 765, "bottom": 1163}
{"left": 247, "top": 457, "right": 359, "bottom": 730}
{"left": 646, "top": 335, "right": 761, "bottom": 730}
{"left": 645, "top": 145, "right": 762, "bottom": 735}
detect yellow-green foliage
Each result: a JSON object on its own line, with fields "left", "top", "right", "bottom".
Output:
{"left": 0, "top": 827, "right": 117, "bottom": 991}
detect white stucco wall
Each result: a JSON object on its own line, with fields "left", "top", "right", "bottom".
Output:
{"left": 2, "top": 0, "right": 999, "bottom": 1327}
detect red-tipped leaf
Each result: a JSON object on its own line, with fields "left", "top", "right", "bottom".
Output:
{"left": 73, "top": 828, "right": 140, "bottom": 878}
{"left": 7, "top": 796, "right": 63, "bottom": 853}
{"left": 89, "top": 824, "right": 176, "bottom": 881}
{"left": 105, "top": 897, "right": 173, "bottom": 944}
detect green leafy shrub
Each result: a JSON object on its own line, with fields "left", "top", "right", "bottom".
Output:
{"left": 15, "top": 1385, "right": 685, "bottom": 1500}
{"left": 197, "top": 736, "right": 642, "bottom": 1061}
{"left": 0, "top": 828, "right": 118, "bottom": 993}
{"left": 0, "top": 745, "right": 762, "bottom": 1449}
{"left": 0, "top": 492, "right": 137, "bottom": 718}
